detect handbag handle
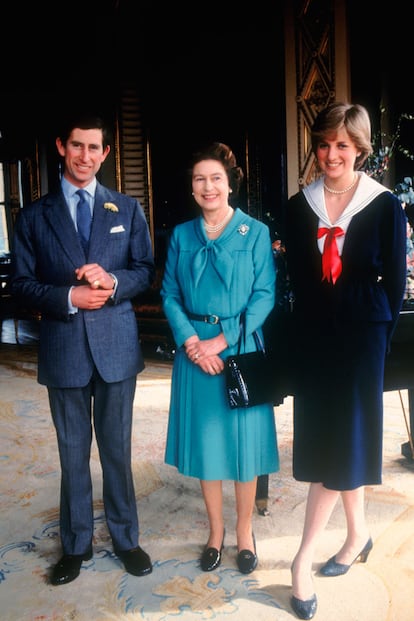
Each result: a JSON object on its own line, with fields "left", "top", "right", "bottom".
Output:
{"left": 237, "top": 313, "right": 266, "bottom": 355}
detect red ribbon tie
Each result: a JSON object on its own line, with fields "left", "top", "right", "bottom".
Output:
{"left": 317, "top": 226, "right": 345, "bottom": 284}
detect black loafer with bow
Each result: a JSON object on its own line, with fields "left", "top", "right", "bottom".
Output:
{"left": 237, "top": 533, "right": 258, "bottom": 574}
{"left": 200, "top": 531, "right": 225, "bottom": 572}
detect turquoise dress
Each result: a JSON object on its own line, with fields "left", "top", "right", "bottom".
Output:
{"left": 161, "top": 208, "right": 279, "bottom": 482}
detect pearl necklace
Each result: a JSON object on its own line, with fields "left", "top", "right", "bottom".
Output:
{"left": 324, "top": 174, "right": 358, "bottom": 195}
{"left": 203, "top": 207, "right": 233, "bottom": 233}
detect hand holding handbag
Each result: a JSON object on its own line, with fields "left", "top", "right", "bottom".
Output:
{"left": 225, "top": 314, "right": 277, "bottom": 409}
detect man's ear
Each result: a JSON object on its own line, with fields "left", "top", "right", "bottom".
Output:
{"left": 55, "top": 137, "right": 65, "bottom": 157}
{"left": 101, "top": 144, "right": 111, "bottom": 162}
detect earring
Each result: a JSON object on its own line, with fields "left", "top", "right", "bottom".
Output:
{"left": 191, "top": 192, "right": 194, "bottom": 196}
{"left": 229, "top": 189, "right": 233, "bottom": 194}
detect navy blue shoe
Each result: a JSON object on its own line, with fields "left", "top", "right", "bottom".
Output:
{"left": 291, "top": 593, "right": 317, "bottom": 619}
{"left": 319, "top": 537, "right": 373, "bottom": 577}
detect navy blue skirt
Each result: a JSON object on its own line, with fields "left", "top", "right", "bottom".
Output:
{"left": 292, "top": 319, "right": 388, "bottom": 490}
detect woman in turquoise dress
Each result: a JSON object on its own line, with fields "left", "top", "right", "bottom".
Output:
{"left": 161, "top": 142, "right": 279, "bottom": 575}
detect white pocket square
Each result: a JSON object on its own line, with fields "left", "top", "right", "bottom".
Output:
{"left": 110, "top": 225, "right": 125, "bottom": 233}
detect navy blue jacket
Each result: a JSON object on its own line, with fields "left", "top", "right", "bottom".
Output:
{"left": 11, "top": 182, "right": 155, "bottom": 387}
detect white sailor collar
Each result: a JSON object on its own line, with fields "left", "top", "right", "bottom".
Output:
{"left": 303, "top": 172, "right": 389, "bottom": 228}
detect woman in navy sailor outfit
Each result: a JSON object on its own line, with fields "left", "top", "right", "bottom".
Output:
{"left": 285, "top": 102, "right": 407, "bottom": 619}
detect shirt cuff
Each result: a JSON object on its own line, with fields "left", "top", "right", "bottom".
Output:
{"left": 68, "top": 286, "right": 78, "bottom": 314}
{"left": 109, "top": 273, "right": 118, "bottom": 298}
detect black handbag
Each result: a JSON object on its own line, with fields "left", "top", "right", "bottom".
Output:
{"left": 225, "top": 316, "right": 276, "bottom": 409}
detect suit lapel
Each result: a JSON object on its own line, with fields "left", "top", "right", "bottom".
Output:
{"left": 43, "top": 193, "right": 86, "bottom": 266}
{"left": 88, "top": 185, "right": 116, "bottom": 259}
{"left": 44, "top": 185, "right": 122, "bottom": 264}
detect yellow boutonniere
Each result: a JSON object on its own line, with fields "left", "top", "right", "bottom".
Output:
{"left": 104, "top": 202, "right": 119, "bottom": 213}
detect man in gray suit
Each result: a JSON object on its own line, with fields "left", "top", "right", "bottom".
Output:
{"left": 11, "top": 113, "right": 155, "bottom": 585}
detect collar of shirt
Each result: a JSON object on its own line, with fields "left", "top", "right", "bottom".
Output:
{"left": 61, "top": 177, "right": 97, "bottom": 224}
{"left": 304, "top": 172, "right": 388, "bottom": 255}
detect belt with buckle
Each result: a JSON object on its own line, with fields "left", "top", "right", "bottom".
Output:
{"left": 188, "top": 312, "right": 220, "bottom": 325}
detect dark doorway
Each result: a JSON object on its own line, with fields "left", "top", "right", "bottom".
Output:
{"left": 138, "top": 10, "right": 287, "bottom": 263}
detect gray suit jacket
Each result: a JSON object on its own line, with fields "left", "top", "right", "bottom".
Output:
{"left": 11, "top": 182, "right": 155, "bottom": 387}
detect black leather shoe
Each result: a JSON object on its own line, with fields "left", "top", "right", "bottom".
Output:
{"left": 200, "top": 531, "right": 225, "bottom": 571}
{"left": 116, "top": 546, "right": 152, "bottom": 576}
{"left": 237, "top": 532, "right": 258, "bottom": 574}
{"left": 291, "top": 594, "right": 317, "bottom": 620}
{"left": 319, "top": 537, "right": 373, "bottom": 577}
{"left": 50, "top": 550, "right": 93, "bottom": 585}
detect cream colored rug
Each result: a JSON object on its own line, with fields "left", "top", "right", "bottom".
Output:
{"left": 1, "top": 344, "right": 413, "bottom": 621}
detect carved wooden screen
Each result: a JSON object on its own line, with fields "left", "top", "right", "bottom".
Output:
{"left": 294, "top": 0, "right": 335, "bottom": 188}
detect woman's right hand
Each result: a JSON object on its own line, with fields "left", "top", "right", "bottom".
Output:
{"left": 188, "top": 334, "right": 227, "bottom": 358}
{"left": 185, "top": 334, "right": 227, "bottom": 373}
{"left": 196, "top": 354, "right": 225, "bottom": 375}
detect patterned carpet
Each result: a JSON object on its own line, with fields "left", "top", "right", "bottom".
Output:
{"left": 1, "top": 342, "right": 414, "bottom": 621}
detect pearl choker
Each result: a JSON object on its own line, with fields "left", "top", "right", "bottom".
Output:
{"left": 324, "top": 175, "right": 358, "bottom": 195}
{"left": 203, "top": 207, "right": 233, "bottom": 233}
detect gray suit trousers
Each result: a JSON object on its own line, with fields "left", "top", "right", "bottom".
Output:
{"left": 48, "top": 371, "right": 139, "bottom": 555}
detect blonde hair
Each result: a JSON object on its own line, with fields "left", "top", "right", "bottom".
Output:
{"left": 311, "top": 102, "right": 373, "bottom": 170}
